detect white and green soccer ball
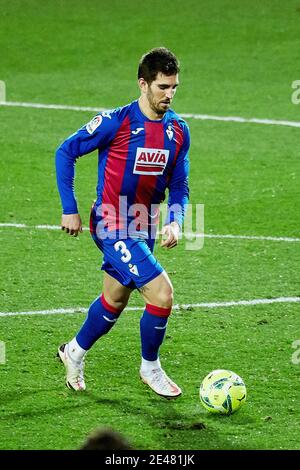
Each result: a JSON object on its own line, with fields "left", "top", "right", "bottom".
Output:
{"left": 200, "top": 369, "right": 247, "bottom": 415}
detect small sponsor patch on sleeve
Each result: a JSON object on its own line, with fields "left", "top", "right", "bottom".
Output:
{"left": 86, "top": 115, "right": 103, "bottom": 134}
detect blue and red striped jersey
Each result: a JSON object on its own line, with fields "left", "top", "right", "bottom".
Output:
{"left": 56, "top": 100, "right": 190, "bottom": 234}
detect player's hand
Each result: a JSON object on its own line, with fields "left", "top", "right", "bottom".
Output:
{"left": 160, "top": 222, "right": 180, "bottom": 249}
{"left": 61, "top": 213, "right": 83, "bottom": 237}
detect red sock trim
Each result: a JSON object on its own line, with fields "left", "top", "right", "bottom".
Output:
{"left": 146, "top": 303, "right": 172, "bottom": 317}
{"left": 100, "top": 294, "right": 122, "bottom": 315}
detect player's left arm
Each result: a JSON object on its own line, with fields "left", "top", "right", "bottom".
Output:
{"left": 161, "top": 123, "right": 190, "bottom": 249}
{"left": 160, "top": 221, "right": 181, "bottom": 249}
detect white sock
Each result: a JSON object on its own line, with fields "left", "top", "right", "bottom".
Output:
{"left": 67, "top": 337, "right": 86, "bottom": 363}
{"left": 141, "top": 357, "right": 161, "bottom": 374}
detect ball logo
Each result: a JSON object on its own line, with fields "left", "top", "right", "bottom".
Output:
{"left": 133, "top": 147, "right": 169, "bottom": 175}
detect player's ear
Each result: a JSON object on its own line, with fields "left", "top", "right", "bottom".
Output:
{"left": 138, "top": 77, "right": 148, "bottom": 94}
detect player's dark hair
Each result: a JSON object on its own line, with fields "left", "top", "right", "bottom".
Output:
{"left": 138, "top": 47, "right": 180, "bottom": 84}
{"left": 79, "top": 427, "right": 133, "bottom": 450}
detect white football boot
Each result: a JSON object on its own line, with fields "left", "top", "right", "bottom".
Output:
{"left": 140, "top": 367, "right": 182, "bottom": 399}
{"left": 57, "top": 343, "right": 86, "bottom": 391}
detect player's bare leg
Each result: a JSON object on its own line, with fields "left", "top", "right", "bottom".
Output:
{"left": 138, "top": 271, "right": 182, "bottom": 399}
{"left": 102, "top": 272, "right": 133, "bottom": 311}
{"left": 138, "top": 270, "right": 173, "bottom": 308}
{"left": 58, "top": 273, "right": 132, "bottom": 391}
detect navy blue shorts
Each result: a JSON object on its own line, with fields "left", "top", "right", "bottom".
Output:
{"left": 90, "top": 212, "right": 163, "bottom": 289}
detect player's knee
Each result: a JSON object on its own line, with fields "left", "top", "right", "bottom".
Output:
{"left": 103, "top": 293, "right": 129, "bottom": 311}
{"left": 161, "top": 291, "right": 173, "bottom": 309}
{"left": 139, "top": 272, "right": 174, "bottom": 309}
{"left": 154, "top": 284, "right": 174, "bottom": 309}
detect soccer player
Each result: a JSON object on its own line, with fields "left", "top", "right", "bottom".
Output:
{"left": 55, "top": 47, "right": 190, "bottom": 399}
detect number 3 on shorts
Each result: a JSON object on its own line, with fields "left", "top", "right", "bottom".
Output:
{"left": 114, "top": 241, "right": 132, "bottom": 263}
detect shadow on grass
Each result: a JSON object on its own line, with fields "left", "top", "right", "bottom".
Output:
{"left": 0, "top": 380, "right": 255, "bottom": 450}
{"left": 84, "top": 388, "right": 254, "bottom": 450}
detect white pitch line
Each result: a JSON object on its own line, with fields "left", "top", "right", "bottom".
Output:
{"left": 176, "top": 296, "right": 300, "bottom": 309}
{"left": 0, "top": 100, "right": 103, "bottom": 113}
{"left": 1, "top": 296, "right": 299, "bottom": 317}
{"left": 204, "top": 233, "right": 300, "bottom": 243}
{"left": 180, "top": 112, "right": 300, "bottom": 128}
{"left": 0, "top": 222, "right": 299, "bottom": 243}
{"left": 1, "top": 100, "right": 300, "bottom": 128}
{"left": 0, "top": 223, "right": 27, "bottom": 228}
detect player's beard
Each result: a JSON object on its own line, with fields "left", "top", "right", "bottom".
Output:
{"left": 147, "top": 89, "right": 169, "bottom": 117}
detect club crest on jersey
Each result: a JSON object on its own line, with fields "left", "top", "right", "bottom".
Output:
{"left": 128, "top": 263, "right": 139, "bottom": 276}
{"left": 166, "top": 125, "right": 174, "bottom": 141}
{"left": 86, "top": 115, "right": 102, "bottom": 134}
{"left": 133, "top": 147, "right": 169, "bottom": 175}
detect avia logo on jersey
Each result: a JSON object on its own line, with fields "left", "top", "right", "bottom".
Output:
{"left": 133, "top": 147, "right": 169, "bottom": 175}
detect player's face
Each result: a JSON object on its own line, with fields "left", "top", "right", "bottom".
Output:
{"left": 146, "top": 73, "right": 179, "bottom": 116}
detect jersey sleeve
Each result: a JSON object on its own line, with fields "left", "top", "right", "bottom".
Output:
{"left": 165, "top": 122, "right": 190, "bottom": 227}
{"left": 55, "top": 110, "right": 121, "bottom": 214}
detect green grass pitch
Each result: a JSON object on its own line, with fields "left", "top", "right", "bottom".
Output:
{"left": 0, "top": 0, "right": 300, "bottom": 450}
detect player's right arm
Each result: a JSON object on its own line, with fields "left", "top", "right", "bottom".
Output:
{"left": 164, "top": 122, "right": 190, "bottom": 235}
{"left": 61, "top": 213, "right": 82, "bottom": 236}
{"left": 55, "top": 111, "right": 121, "bottom": 236}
